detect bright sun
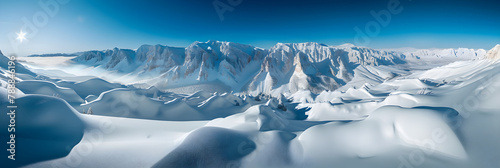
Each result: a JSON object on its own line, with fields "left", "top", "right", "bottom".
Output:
{"left": 16, "top": 30, "right": 27, "bottom": 43}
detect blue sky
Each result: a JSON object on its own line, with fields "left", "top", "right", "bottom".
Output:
{"left": 1, "top": 0, "right": 499, "bottom": 56}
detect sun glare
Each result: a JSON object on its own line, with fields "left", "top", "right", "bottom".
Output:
{"left": 16, "top": 30, "right": 27, "bottom": 43}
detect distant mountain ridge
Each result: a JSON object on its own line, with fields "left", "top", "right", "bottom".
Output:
{"left": 67, "top": 41, "right": 487, "bottom": 95}
{"left": 28, "top": 53, "right": 79, "bottom": 57}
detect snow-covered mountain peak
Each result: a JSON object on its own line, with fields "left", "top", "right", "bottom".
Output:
{"left": 485, "top": 44, "right": 500, "bottom": 60}
{"left": 183, "top": 40, "right": 266, "bottom": 77}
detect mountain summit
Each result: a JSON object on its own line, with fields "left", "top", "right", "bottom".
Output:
{"left": 485, "top": 44, "right": 500, "bottom": 60}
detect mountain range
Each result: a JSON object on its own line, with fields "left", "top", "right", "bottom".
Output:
{"left": 70, "top": 41, "right": 487, "bottom": 95}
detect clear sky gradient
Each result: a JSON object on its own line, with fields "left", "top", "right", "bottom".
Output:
{"left": 1, "top": 0, "right": 500, "bottom": 56}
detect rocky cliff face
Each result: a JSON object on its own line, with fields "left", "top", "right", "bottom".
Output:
{"left": 248, "top": 42, "right": 407, "bottom": 94}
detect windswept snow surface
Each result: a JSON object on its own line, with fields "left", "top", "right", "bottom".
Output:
{"left": 17, "top": 80, "right": 84, "bottom": 105}
{"left": 1, "top": 44, "right": 499, "bottom": 168}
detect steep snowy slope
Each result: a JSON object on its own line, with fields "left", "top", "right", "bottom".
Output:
{"left": 485, "top": 44, "right": 500, "bottom": 60}
{"left": 0, "top": 50, "right": 36, "bottom": 77}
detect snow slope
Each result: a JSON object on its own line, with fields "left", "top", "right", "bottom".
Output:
{"left": 0, "top": 95, "right": 84, "bottom": 168}
{"left": 55, "top": 78, "right": 125, "bottom": 99}
{"left": 0, "top": 50, "right": 36, "bottom": 77}
{"left": 22, "top": 110, "right": 209, "bottom": 168}
{"left": 76, "top": 88, "right": 265, "bottom": 121}
{"left": 17, "top": 80, "right": 84, "bottom": 105}
{"left": 485, "top": 44, "right": 500, "bottom": 60}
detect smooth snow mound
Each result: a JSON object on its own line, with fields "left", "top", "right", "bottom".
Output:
{"left": 56, "top": 78, "right": 124, "bottom": 99}
{"left": 17, "top": 80, "right": 84, "bottom": 105}
{"left": 152, "top": 127, "right": 256, "bottom": 168}
{"left": 0, "top": 95, "right": 84, "bottom": 167}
